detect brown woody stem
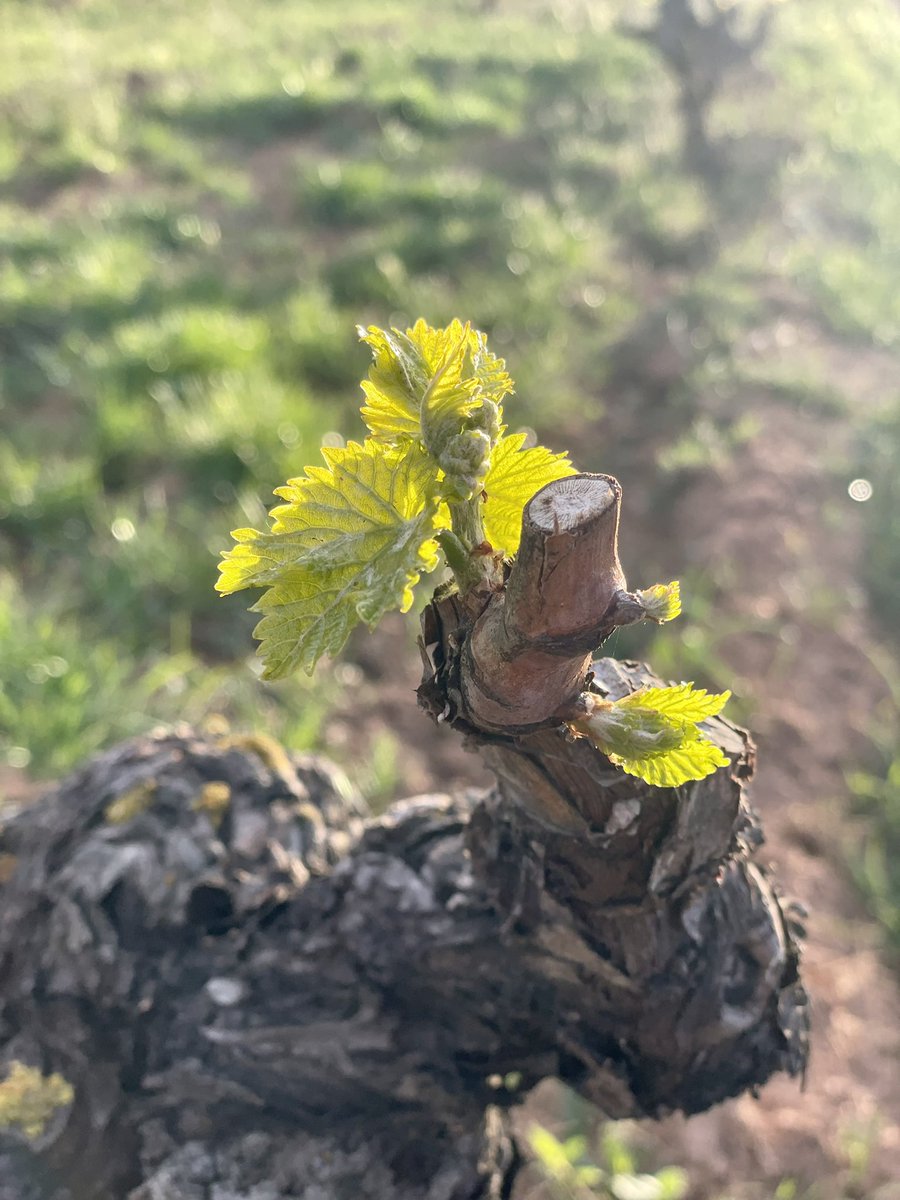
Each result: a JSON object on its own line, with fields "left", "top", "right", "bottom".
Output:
{"left": 461, "top": 473, "right": 632, "bottom": 732}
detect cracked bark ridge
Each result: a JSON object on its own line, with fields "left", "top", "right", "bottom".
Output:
{"left": 0, "top": 476, "right": 808, "bottom": 1199}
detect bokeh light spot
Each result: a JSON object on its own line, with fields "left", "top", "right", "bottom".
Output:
{"left": 111, "top": 518, "right": 136, "bottom": 542}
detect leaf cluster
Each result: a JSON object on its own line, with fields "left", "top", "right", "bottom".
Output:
{"left": 218, "top": 318, "right": 730, "bottom": 790}
{"left": 218, "top": 319, "right": 573, "bottom": 677}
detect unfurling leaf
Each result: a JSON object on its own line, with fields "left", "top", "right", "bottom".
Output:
{"left": 635, "top": 580, "right": 681, "bottom": 623}
{"left": 609, "top": 729, "right": 730, "bottom": 789}
{"left": 358, "top": 318, "right": 512, "bottom": 455}
{"left": 617, "top": 682, "right": 730, "bottom": 723}
{"left": 482, "top": 432, "right": 576, "bottom": 555}
{"left": 217, "top": 441, "right": 445, "bottom": 677}
{"left": 567, "top": 683, "right": 731, "bottom": 788}
{"left": 357, "top": 324, "right": 432, "bottom": 442}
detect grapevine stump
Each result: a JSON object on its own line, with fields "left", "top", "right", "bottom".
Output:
{"left": 0, "top": 477, "right": 808, "bottom": 1199}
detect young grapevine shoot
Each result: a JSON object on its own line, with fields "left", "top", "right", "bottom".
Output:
{"left": 218, "top": 319, "right": 730, "bottom": 788}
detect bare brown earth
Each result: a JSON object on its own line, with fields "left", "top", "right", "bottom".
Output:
{"left": 627, "top": 395, "right": 900, "bottom": 1198}
{"left": 633, "top": 307, "right": 900, "bottom": 1194}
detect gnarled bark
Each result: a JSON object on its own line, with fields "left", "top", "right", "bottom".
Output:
{"left": 0, "top": 477, "right": 808, "bottom": 1199}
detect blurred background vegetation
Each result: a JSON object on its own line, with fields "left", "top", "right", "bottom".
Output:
{"left": 1, "top": 0, "right": 899, "bottom": 1194}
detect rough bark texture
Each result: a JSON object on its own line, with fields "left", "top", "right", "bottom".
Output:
{"left": 0, "top": 478, "right": 809, "bottom": 1199}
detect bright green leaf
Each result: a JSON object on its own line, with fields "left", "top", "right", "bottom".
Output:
{"left": 577, "top": 1165, "right": 605, "bottom": 1187}
{"left": 357, "top": 324, "right": 430, "bottom": 442}
{"left": 654, "top": 1167, "right": 689, "bottom": 1200}
{"left": 617, "top": 683, "right": 731, "bottom": 723}
{"left": 580, "top": 699, "right": 684, "bottom": 759}
{"left": 358, "top": 319, "right": 511, "bottom": 453}
{"left": 411, "top": 318, "right": 513, "bottom": 418}
{"left": 563, "top": 1136, "right": 588, "bottom": 1162}
{"left": 601, "top": 1127, "right": 636, "bottom": 1177}
{"left": 636, "top": 580, "right": 681, "bottom": 623}
{"left": 420, "top": 327, "right": 482, "bottom": 437}
{"left": 567, "top": 683, "right": 731, "bottom": 788}
{"left": 609, "top": 731, "right": 729, "bottom": 788}
{"left": 482, "top": 432, "right": 576, "bottom": 555}
{"left": 217, "top": 441, "right": 444, "bottom": 677}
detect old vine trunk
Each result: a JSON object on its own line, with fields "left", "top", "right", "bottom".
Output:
{"left": 0, "top": 477, "right": 808, "bottom": 1199}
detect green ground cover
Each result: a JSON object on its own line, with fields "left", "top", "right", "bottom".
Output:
{"left": 1, "top": 0, "right": 899, "bottom": 946}
{"left": 0, "top": 0, "right": 676, "bottom": 778}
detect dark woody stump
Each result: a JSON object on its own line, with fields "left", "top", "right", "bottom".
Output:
{"left": 0, "top": 477, "right": 808, "bottom": 1199}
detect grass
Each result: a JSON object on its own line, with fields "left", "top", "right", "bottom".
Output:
{"left": 1, "top": 0, "right": 899, "bottom": 948}
{"left": 528, "top": 1117, "right": 687, "bottom": 1200}
{"left": 0, "top": 0, "right": 672, "bottom": 786}
{"left": 850, "top": 748, "right": 900, "bottom": 958}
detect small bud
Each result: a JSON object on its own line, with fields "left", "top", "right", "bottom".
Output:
{"left": 584, "top": 703, "right": 684, "bottom": 758}
{"left": 440, "top": 430, "right": 492, "bottom": 501}
{"left": 469, "top": 399, "right": 502, "bottom": 444}
{"left": 636, "top": 580, "right": 682, "bottom": 623}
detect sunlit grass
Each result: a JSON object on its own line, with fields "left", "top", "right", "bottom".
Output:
{"left": 1, "top": 0, "right": 898, "bottom": 970}
{"left": 0, "top": 571, "right": 337, "bottom": 781}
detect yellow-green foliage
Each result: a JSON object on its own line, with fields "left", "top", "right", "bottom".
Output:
{"left": 0, "top": 1062, "right": 73, "bottom": 1141}
{"left": 530, "top": 1119, "right": 688, "bottom": 1200}
{"left": 219, "top": 439, "right": 446, "bottom": 678}
{"left": 218, "top": 320, "right": 574, "bottom": 677}
{"left": 568, "top": 684, "right": 731, "bottom": 789}
{"left": 219, "top": 319, "right": 722, "bottom": 789}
